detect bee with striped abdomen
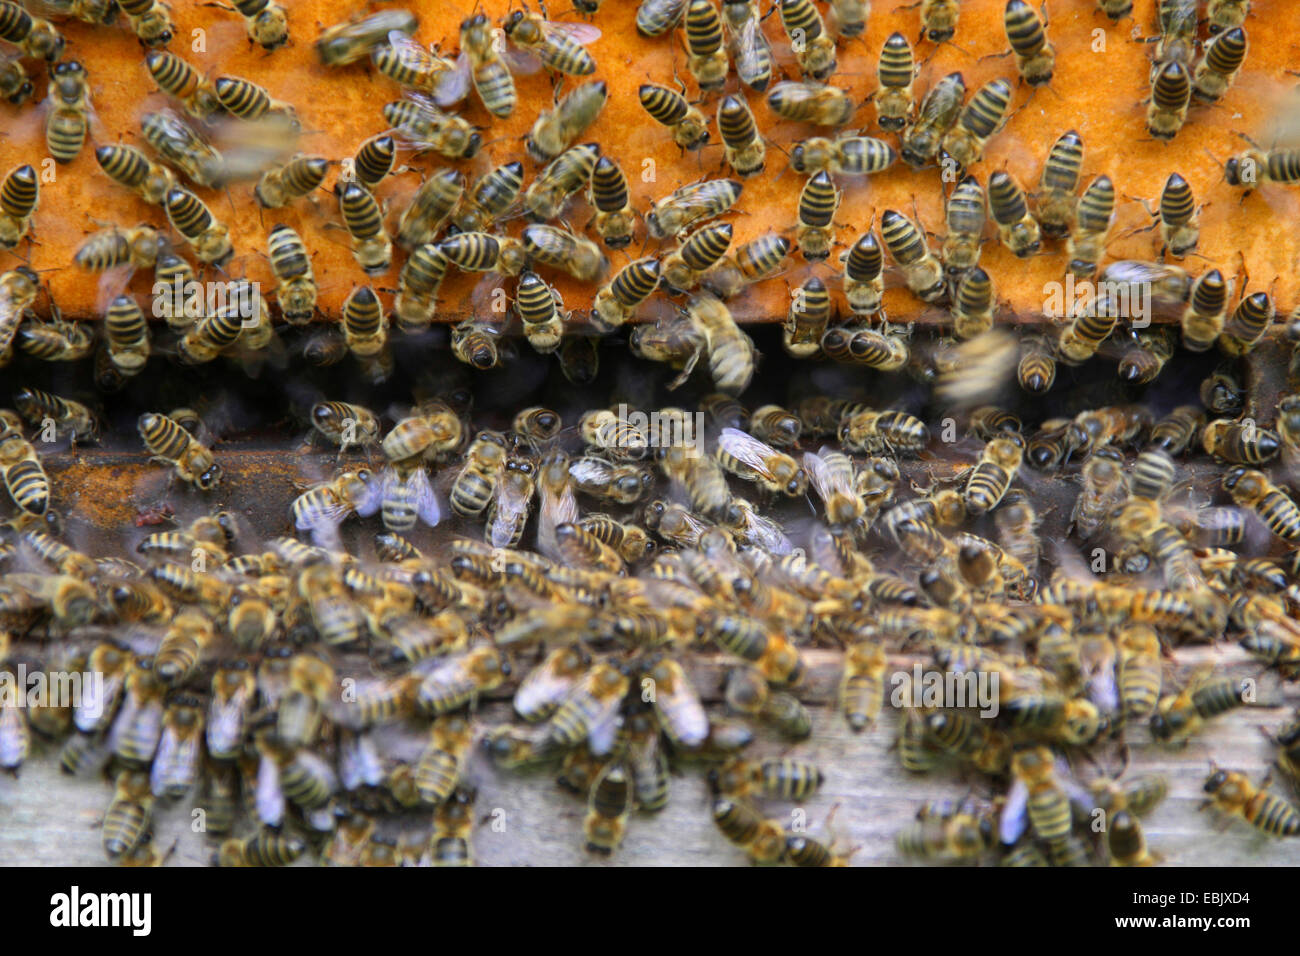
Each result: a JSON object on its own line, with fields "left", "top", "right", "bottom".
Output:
{"left": 45, "top": 61, "right": 92, "bottom": 165}
{"left": 901, "top": 71, "right": 964, "bottom": 169}
{"left": 638, "top": 83, "right": 709, "bottom": 151}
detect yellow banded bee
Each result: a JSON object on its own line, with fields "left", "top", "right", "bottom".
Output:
{"left": 790, "top": 134, "right": 896, "bottom": 176}
{"left": 767, "top": 80, "right": 854, "bottom": 127}
{"left": 1037, "top": 129, "right": 1082, "bottom": 238}
{"left": 460, "top": 13, "right": 516, "bottom": 118}
{"left": 943, "top": 176, "right": 985, "bottom": 278}
{"left": 901, "top": 71, "right": 964, "bottom": 169}
{"left": 795, "top": 170, "right": 840, "bottom": 261}
{"left": 527, "top": 80, "right": 607, "bottom": 164}
{"left": 646, "top": 179, "right": 742, "bottom": 240}
{"left": 218, "top": 0, "right": 289, "bottom": 51}
{"left": 988, "top": 171, "right": 1041, "bottom": 258}
{"left": 317, "top": 11, "right": 418, "bottom": 67}
{"left": 0, "top": 54, "right": 33, "bottom": 105}
{"left": 1003, "top": 0, "right": 1054, "bottom": 87}
{"left": 118, "top": 0, "right": 173, "bottom": 46}
{"left": 0, "top": 164, "right": 37, "bottom": 251}
{"left": 638, "top": 83, "right": 709, "bottom": 151}
{"left": 1193, "top": 26, "right": 1247, "bottom": 103}
{"left": 881, "top": 208, "right": 945, "bottom": 303}
{"left": 1147, "top": 60, "right": 1191, "bottom": 141}
{"left": 145, "top": 50, "right": 219, "bottom": 120}
{"left": 875, "top": 32, "right": 916, "bottom": 131}
{"left": 684, "top": 0, "right": 729, "bottom": 92}
{"left": 842, "top": 229, "right": 884, "bottom": 316}
{"left": 723, "top": 0, "right": 773, "bottom": 92}
{"left": 138, "top": 411, "right": 221, "bottom": 491}
{"left": 1066, "top": 175, "right": 1115, "bottom": 279}
{"left": 502, "top": 8, "right": 600, "bottom": 76}
{"left": 964, "top": 434, "right": 1024, "bottom": 516}
{"left": 717, "top": 95, "right": 765, "bottom": 178}
{"left": 515, "top": 270, "right": 566, "bottom": 355}
{"left": 525, "top": 141, "right": 600, "bottom": 222}
{"left": 592, "top": 258, "right": 659, "bottom": 329}
{"left": 0, "top": 1, "right": 64, "bottom": 60}
{"left": 779, "top": 0, "right": 835, "bottom": 80}
{"left": 45, "top": 60, "right": 93, "bottom": 165}
{"left": 141, "top": 109, "right": 223, "bottom": 189}
{"left": 336, "top": 181, "right": 392, "bottom": 275}
{"left": 395, "top": 168, "right": 463, "bottom": 249}
{"left": 165, "top": 187, "right": 233, "bottom": 267}
{"left": 941, "top": 78, "right": 1013, "bottom": 175}
{"left": 255, "top": 155, "right": 329, "bottom": 209}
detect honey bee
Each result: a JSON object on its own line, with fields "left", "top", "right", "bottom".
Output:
{"left": 1202, "top": 768, "right": 1300, "bottom": 837}
{"left": 710, "top": 797, "right": 786, "bottom": 864}
{"left": 380, "top": 100, "right": 479, "bottom": 163}
{"left": 102, "top": 770, "right": 153, "bottom": 859}
{"left": 703, "top": 233, "right": 791, "bottom": 300}
{"left": 643, "top": 654, "right": 708, "bottom": 747}
{"left": 901, "top": 71, "right": 964, "bottom": 169}
{"left": 766, "top": 81, "right": 853, "bottom": 127}
{"left": 0, "top": 1, "right": 64, "bottom": 60}
{"left": 1037, "top": 130, "right": 1084, "bottom": 239}
{"left": 1147, "top": 60, "right": 1191, "bottom": 141}
{"left": 1003, "top": 0, "right": 1054, "bottom": 86}
{"left": 592, "top": 258, "right": 659, "bottom": 329}
{"left": 584, "top": 762, "right": 633, "bottom": 855}
{"left": 722, "top": 0, "right": 772, "bottom": 92}
{"left": 548, "top": 661, "right": 628, "bottom": 753}
{"left": 942, "top": 78, "right": 1013, "bottom": 175}
{"left": 528, "top": 79, "right": 607, "bottom": 173}
{"left": 141, "top": 110, "right": 223, "bottom": 189}
{"left": 485, "top": 457, "right": 536, "bottom": 549}
{"left": 717, "top": 95, "right": 765, "bottom": 179}
{"left": 1002, "top": 745, "right": 1071, "bottom": 845}
{"left": 1151, "top": 669, "right": 1248, "bottom": 744}
{"left": 897, "top": 799, "right": 998, "bottom": 862}
{"left": 686, "top": 293, "right": 756, "bottom": 395}
{"left": 779, "top": 0, "right": 835, "bottom": 80}
{"left": 524, "top": 142, "right": 599, "bottom": 221}
{"left": 138, "top": 412, "right": 221, "bottom": 491}
{"left": 150, "top": 695, "right": 203, "bottom": 798}
{"left": 841, "top": 640, "right": 887, "bottom": 732}
{"left": 1067, "top": 175, "right": 1115, "bottom": 279}
{"left": 459, "top": 13, "right": 516, "bottom": 118}
{"left": 1225, "top": 467, "right": 1300, "bottom": 541}
{"left": 964, "top": 435, "right": 1023, "bottom": 516}
{"left": 841, "top": 229, "right": 884, "bottom": 316}
{"left": 1202, "top": 419, "right": 1278, "bottom": 465}
{"left": 13, "top": 388, "right": 96, "bottom": 444}
{"left": 802, "top": 447, "right": 866, "bottom": 533}
{"left": 1206, "top": 0, "right": 1249, "bottom": 35}
{"left": 44, "top": 60, "right": 92, "bottom": 165}
{"left": 218, "top": 830, "right": 307, "bottom": 867}
{"left": 683, "top": 0, "right": 728, "bottom": 91}
{"left": 717, "top": 427, "right": 807, "bottom": 496}
{"left": 638, "top": 0, "right": 686, "bottom": 35}
{"left": 790, "top": 135, "right": 897, "bottom": 177}
{"left": 881, "top": 209, "right": 946, "bottom": 302}
{"left": 1194, "top": 26, "right": 1247, "bottom": 103}
{"left": 440, "top": 231, "right": 527, "bottom": 277}
{"left": 316, "top": 10, "right": 418, "bottom": 66}
{"left": 522, "top": 224, "right": 606, "bottom": 281}
{"left": 795, "top": 172, "right": 840, "bottom": 261}
{"left": 372, "top": 31, "right": 465, "bottom": 106}
{"left": 413, "top": 713, "right": 473, "bottom": 806}
{"left": 874, "top": 32, "right": 916, "bottom": 131}
{"left": 0, "top": 54, "right": 33, "bottom": 105}
{"left": 154, "top": 608, "right": 216, "bottom": 685}
{"left": 165, "top": 187, "right": 233, "bottom": 267}
{"left": 503, "top": 8, "right": 599, "bottom": 76}
{"left": 638, "top": 83, "right": 709, "bottom": 151}
{"left": 569, "top": 457, "right": 653, "bottom": 505}
{"left": 919, "top": 0, "right": 960, "bottom": 42}
{"left": 646, "top": 179, "right": 742, "bottom": 240}
{"left": 700, "top": 610, "right": 805, "bottom": 685}
{"left": 988, "top": 171, "right": 1041, "bottom": 258}
{"left": 1225, "top": 146, "right": 1300, "bottom": 190}
{"left": 952, "top": 267, "right": 995, "bottom": 340}
{"left": 0, "top": 164, "right": 37, "bottom": 252}
{"left": 217, "top": 0, "right": 289, "bottom": 51}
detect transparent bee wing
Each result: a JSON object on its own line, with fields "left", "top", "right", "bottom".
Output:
{"left": 801, "top": 449, "right": 851, "bottom": 504}
{"left": 255, "top": 749, "right": 285, "bottom": 828}
{"left": 733, "top": 16, "right": 772, "bottom": 89}
{"left": 151, "top": 724, "right": 200, "bottom": 797}
{"left": 545, "top": 20, "right": 601, "bottom": 44}
{"left": 586, "top": 700, "right": 624, "bottom": 756}
{"left": 206, "top": 690, "right": 248, "bottom": 758}
{"left": 431, "top": 60, "right": 471, "bottom": 107}
{"left": 737, "top": 507, "right": 794, "bottom": 554}
{"left": 999, "top": 776, "right": 1029, "bottom": 845}
{"left": 293, "top": 488, "right": 351, "bottom": 532}
{"left": 489, "top": 480, "right": 530, "bottom": 548}
{"left": 502, "top": 47, "right": 543, "bottom": 75}
{"left": 568, "top": 456, "right": 612, "bottom": 486}
{"left": 339, "top": 729, "right": 385, "bottom": 790}
{"left": 515, "top": 661, "right": 576, "bottom": 720}
{"left": 717, "top": 427, "right": 781, "bottom": 483}
{"left": 654, "top": 673, "right": 709, "bottom": 746}
{"left": 75, "top": 670, "right": 123, "bottom": 733}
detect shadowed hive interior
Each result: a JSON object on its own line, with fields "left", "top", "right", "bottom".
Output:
{"left": 0, "top": 0, "right": 1299, "bottom": 870}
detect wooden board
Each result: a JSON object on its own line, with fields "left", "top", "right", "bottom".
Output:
{"left": 0, "top": 0, "right": 1298, "bottom": 326}
{"left": 2, "top": 647, "right": 1296, "bottom": 867}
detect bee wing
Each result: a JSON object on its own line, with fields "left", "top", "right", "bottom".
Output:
{"left": 537, "top": 483, "right": 579, "bottom": 561}
{"left": 732, "top": 17, "right": 771, "bottom": 88}
{"left": 653, "top": 666, "right": 709, "bottom": 746}
{"left": 255, "top": 750, "right": 286, "bottom": 828}
{"left": 545, "top": 20, "right": 601, "bottom": 45}
{"left": 489, "top": 477, "right": 532, "bottom": 549}
{"left": 339, "top": 729, "right": 385, "bottom": 790}
{"left": 717, "top": 427, "right": 781, "bottom": 482}
{"left": 587, "top": 698, "right": 624, "bottom": 757}
{"left": 95, "top": 264, "right": 137, "bottom": 316}
{"left": 75, "top": 670, "right": 123, "bottom": 733}
{"left": 802, "top": 450, "right": 852, "bottom": 504}
{"left": 738, "top": 508, "right": 794, "bottom": 554}
{"left": 150, "top": 723, "right": 199, "bottom": 797}
{"left": 0, "top": 704, "right": 27, "bottom": 769}
{"left": 293, "top": 488, "right": 351, "bottom": 532}
{"left": 431, "top": 60, "right": 471, "bottom": 107}
{"left": 514, "top": 662, "right": 578, "bottom": 721}
{"left": 999, "top": 777, "right": 1029, "bottom": 845}
{"left": 206, "top": 689, "right": 249, "bottom": 758}
{"left": 392, "top": 465, "right": 442, "bottom": 528}
{"left": 568, "top": 456, "right": 612, "bottom": 487}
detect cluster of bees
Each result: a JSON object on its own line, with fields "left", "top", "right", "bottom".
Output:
{"left": 0, "top": 0, "right": 1298, "bottom": 866}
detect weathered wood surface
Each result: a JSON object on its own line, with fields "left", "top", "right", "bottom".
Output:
{"left": 1, "top": 646, "right": 1297, "bottom": 867}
